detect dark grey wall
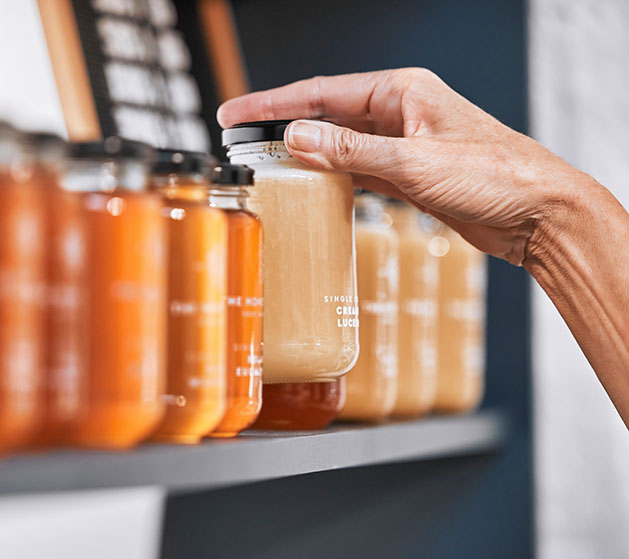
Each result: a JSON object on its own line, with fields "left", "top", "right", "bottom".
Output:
{"left": 162, "top": 1, "right": 533, "bottom": 557}
{"left": 233, "top": 0, "right": 527, "bottom": 132}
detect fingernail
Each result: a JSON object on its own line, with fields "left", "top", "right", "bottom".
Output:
{"left": 216, "top": 105, "right": 226, "bottom": 126}
{"left": 286, "top": 120, "right": 322, "bottom": 152}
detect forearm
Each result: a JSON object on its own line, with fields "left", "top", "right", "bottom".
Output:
{"left": 525, "top": 172, "right": 629, "bottom": 427}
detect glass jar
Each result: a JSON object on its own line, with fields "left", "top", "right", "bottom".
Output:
{"left": 253, "top": 378, "right": 346, "bottom": 430}
{"left": 339, "top": 193, "right": 398, "bottom": 421}
{"left": 387, "top": 202, "right": 439, "bottom": 417}
{"left": 26, "top": 132, "right": 85, "bottom": 447}
{"left": 62, "top": 137, "right": 166, "bottom": 449}
{"left": 224, "top": 121, "right": 358, "bottom": 383}
{"left": 150, "top": 150, "right": 227, "bottom": 444}
{"left": 0, "top": 123, "right": 45, "bottom": 453}
{"left": 208, "top": 163, "right": 263, "bottom": 438}
{"left": 432, "top": 226, "right": 487, "bottom": 413}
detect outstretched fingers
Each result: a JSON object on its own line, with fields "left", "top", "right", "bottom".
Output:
{"left": 217, "top": 72, "right": 386, "bottom": 128}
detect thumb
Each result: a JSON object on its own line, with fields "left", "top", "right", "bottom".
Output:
{"left": 284, "top": 120, "right": 414, "bottom": 185}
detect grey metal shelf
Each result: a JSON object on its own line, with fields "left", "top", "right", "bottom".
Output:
{"left": 0, "top": 410, "right": 506, "bottom": 495}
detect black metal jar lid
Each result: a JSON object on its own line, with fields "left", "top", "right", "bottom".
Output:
{"left": 68, "top": 137, "right": 153, "bottom": 161}
{"left": 152, "top": 149, "right": 215, "bottom": 175}
{"left": 211, "top": 162, "right": 254, "bottom": 186}
{"left": 221, "top": 120, "right": 293, "bottom": 147}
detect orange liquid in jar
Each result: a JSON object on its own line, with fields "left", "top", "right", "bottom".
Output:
{"left": 388, "top": 204, "right": 439, "bottom": 417}
{"left": 69, "top": 191, "right": 166, "bottom": 449}
{"left": 210, "top": 209, "right": 263, "bottom": 438}
{"left": 0, "top": 162, "right": 45, "bottom": 452}
{"left": 340, "top": 213, "right": 398, "bottom": 421}
{"left": 30, "top": 167, "right": 85, "bottom": 447}
{"left": 433, "top": 227, "right": 487, "bottom": 413}
{"left": 151, "top": 187, "right": 227, "bottom": 444}
{"left": 253, "top": 378, "right": 346, "bottom": 431}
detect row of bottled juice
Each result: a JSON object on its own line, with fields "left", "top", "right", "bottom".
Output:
{"left": 0, "top": 119, "right": 485, "bottom": 454}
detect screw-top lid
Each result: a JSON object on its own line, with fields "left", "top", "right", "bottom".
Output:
{"left": 0, "top": 122, "right": 22, "bottom": 167}
{"left": 384, "top": 196, "right": 410, "bottom": 207}
{"left": 211, "top": 162, "right": 254, "bottom": 186}
{"left": 26, "top": 131, "right": 65, "bottom": 148}
{"left": 0, "top": 121, "right": 19, "bottom": 139}
{"left": 68, "top": 137, "right": 153, "bottom": 161}
{"left": 222, "top": 120, "right": 293, "bottom": 147}
{"left": 152, "top": 149, "right": 215, "bottom": 176}
{"left": 355, "top": 191, "right": 386, "bottom": 221}
{"left": 24, "top": 131, "right": 67, "bottom": 160}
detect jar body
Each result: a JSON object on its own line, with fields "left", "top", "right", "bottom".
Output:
{"left": 253, "top": 378, "right": 345, "bottom": 430}
{"left": 0, "top": 163, "right": 45, "bottom": 452}
{"left": 151, "top": 187, "right": 227, "bottom": 444}
{"left": 388, "top": 205, "right": 439, "bottom": 416}
{"left": 69, "top": 191, "right": 166, "bottom": 449}
{"left": 434, "top": 228, "right": 487, "bottom": 413}
{"left": 31, "top": 168, "right": 84, "bottom": 447}
{"left": 340, "top": 219, "right": 398, "bottom": 421}
{"left": 210, "top": 205, "right": 263, "bottom": 438}
{"left": 229, "top": 143, "right": 358, "bottom": 383}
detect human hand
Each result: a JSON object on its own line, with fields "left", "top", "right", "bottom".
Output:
{"left": 217, "top": 68, "right": 594, "bottom": 266}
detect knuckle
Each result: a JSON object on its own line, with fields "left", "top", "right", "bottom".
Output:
{"left": 332, "top": 128, "right": 361, "bottom": 164}
{"left": 397, "top": 67, "right": 438, "bottom": 86}
{"left": 307, "top": 75, "right": 326, "bottom": 118}
{"left": 258, "top": 92, "right": 277, "bottom": 121}
{"left": 416, "top": 67, "right": 437, "bottom": 81}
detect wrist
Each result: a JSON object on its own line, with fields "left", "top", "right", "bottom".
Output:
{"left": 523, "top": 169, "right": 607, "bottom": 277}
{"left": 522, "top": 164, "right": 629, "bottom": 425}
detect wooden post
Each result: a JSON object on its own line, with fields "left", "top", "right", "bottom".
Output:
{"left": 198, "top": 0, "right": 249, "bottom": 103}
{"left": 37, "top": 0, "right": 101, "bottom": 141}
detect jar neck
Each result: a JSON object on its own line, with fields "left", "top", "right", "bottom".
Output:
{"left": 152, "top": 173, "right": 206, "bottom": 188}
{"left": 0, "top": 137, "right": 19, "bottom": 169}
{"left": 209, "top": 186, "right": 249, "bottom": 210}
{"left": 152, "top": 174, "right": 209, "bottom": 202}
{"left": 227, "top": 141, "right": 292, "bottom": 165}
{"left": 388, "top": 203, "right": 442, "bottom": 234}
{"left": 420, "top": 214, "right": 443, "bottom": 235}
{"left": 387, "top": 204, "right": 418, "bottom": 231}
{"left": 62, "top": 159, "right": 149, "bottom": 193}
{"left": 36, "top": 144, "right": 66, "bottom": 170}
{"left": 355, "top": 194, "right": 386, "bottom": 225}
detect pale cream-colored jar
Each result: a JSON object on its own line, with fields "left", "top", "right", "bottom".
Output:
{"left": 224, "top": 121, "right": 359, "bottom": 384}
{"left": 432, "top": 225, "right": 487, "bottom": 413}
{"left": 387, "top": 202, "right": 439, "bottom": 417}
{"left": 340, "top": 193, "right": 398, "bottom": 421}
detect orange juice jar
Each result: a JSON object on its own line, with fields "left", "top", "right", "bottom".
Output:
{"left": 0, "top": 123, "right": 45, "bottom": 452}
{"left": 25, "top": 132, "right": 86, "bottom": 447}
{"left": 62, "top": 138, "right": 166, "bottom": 449}
{"left": 208, "top": 163, "right": 263, "bottom": 438}
{"left": 340, "top": 194, "right": 398, "bottom": 421}
{"left": 150, "top": 150, "right": 227, "bottom": 444}
{"left": 387, "top": 202, "right": 439, "bottom": 417}
{"left": 433, "top": 226, "right": 487, "bottom": 413}
{"left": 253, "top": 378, "right": 346, "bottom": 431}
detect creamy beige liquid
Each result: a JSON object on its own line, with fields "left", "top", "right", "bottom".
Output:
{"left": 230, "top": 144, "right": 358, "bottom": 383}
{"left": 388, "top": 204, "right": 439, "bottom": 416}
{"left": 340, "top": 214, "right": 398, "bottom": 421}
{"left": 433, "top": 227, "right": 487, "bottom": 413}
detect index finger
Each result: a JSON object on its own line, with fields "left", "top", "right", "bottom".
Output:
{"left": 217, "top": 71, "right": 388, "bottom": 128}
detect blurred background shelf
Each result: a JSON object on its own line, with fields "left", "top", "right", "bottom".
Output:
{"left": 0, "top": 411, "right": 506, "bottom": 495}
